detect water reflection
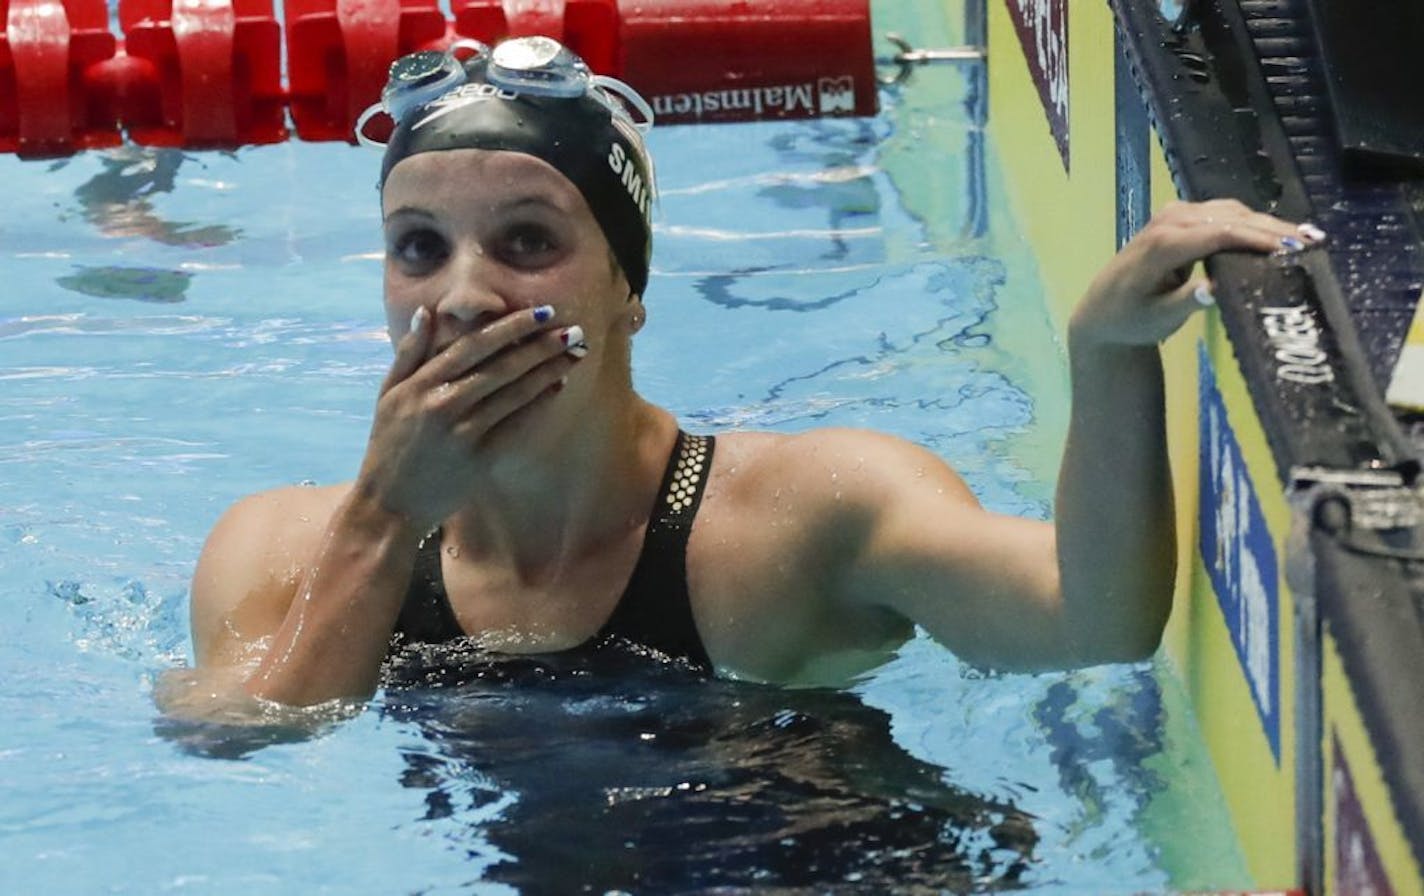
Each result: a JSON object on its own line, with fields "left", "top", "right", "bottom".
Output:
{"left": 381, "top": 642, "right": 1038, "bottom": 893}
{"left": 74, "top": 147, "right": 239, "bottom": 247}
{"left": 55, "top": 265, "right": 192, "bottom": 303}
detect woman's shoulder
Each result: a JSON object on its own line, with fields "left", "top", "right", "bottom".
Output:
{"left": 198, "top": 482, "right": 354, "bottom": 576}
{"left": 188, "top": 482, "right": 356, "bottom": 667}
{"left": 710, "top": 427, "right": 974, "bottom": 506}
{"left": 690, "top": 429, "right": 947, "bottom": 680}
{"left": 214, "top": 481, "right": 353, "bottom": 533}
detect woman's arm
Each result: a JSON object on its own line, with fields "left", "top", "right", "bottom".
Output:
{"left": 154, "top": 484, "right": 417, "bottom": 722}
{"left": 819, "top": 200, "right": 1316, "bottom": 671}
{"left": 237, "top": 490, "right": 427, "bottom": 705}
{"left": 160, "top": 303, "right": 580, "bottom": 717}
{"left": 154, "top": 481, "right": 407, "bottom": 720}
{"left": 1053, "top": 200, "right": 1311, "bottom": 662}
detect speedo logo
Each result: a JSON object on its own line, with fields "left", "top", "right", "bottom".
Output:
{"left": 1260, "top": 305, "right": 1334, "bottom": 385}
{"left": 607, "top": 143, "right": 652, "bottom": 223}
{"left": 411, "top": 84, "right": 519, "bottom": 131}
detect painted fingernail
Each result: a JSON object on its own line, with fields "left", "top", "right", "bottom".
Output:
{"left": 409, "top": 306, "right": 429, "bottom": 335}
{"left": 561, "top": 325, "right": 589, "bottom": 358}
{"left": 1298, "top": 222, "right": 1327, "bottom": 243}
{"left": 1193, "top": 284, "right": 1216, "bottom": 307}
{"left": 533, "top": 304, "right": 556, "bottom": 324}
{"left": 1280, "top": 235, "right": 1305, "bottom": 252}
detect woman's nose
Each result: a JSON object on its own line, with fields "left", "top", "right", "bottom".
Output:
{"left": 434, "top": 249, "right": 516, "bottom": 331}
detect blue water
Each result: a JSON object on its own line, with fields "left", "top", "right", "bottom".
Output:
{"left": 0, "top": 43, "right": 1233, "bottom": 896}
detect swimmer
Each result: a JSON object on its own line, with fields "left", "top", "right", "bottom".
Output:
{"left": 158, "top": 37, "right": 1321, "bottom": 717}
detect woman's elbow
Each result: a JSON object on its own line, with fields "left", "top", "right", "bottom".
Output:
{"left": 1063, "top": 598, "right": 1170, "bottom": 668}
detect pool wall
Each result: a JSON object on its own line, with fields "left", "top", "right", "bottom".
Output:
{"left": 980, "top": 0, "right": 1424, "bottom": 892}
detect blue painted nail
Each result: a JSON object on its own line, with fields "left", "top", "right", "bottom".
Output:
{"left": 533, "top": 305, "right": 555, "bottom": 323}
{"left": 1280, "top": 235, "right": 1305, "bottom": 252}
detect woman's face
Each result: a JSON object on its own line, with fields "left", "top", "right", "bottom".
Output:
{"left": 380, "top": 148, "right": 631, "bottom": 360}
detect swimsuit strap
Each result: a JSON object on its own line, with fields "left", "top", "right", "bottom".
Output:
{"left": 592, "top": 430, "right": 715, "bottom": 670}
{"left": 390, "top": 430, "right": 716, "bottom": 671}
{"left": 393, "top": 528, "right": 464, "bottom": 644}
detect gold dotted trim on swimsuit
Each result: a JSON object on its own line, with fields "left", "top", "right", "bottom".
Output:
{"left": 665, "top": 434, "right": 709, "bottom": 513}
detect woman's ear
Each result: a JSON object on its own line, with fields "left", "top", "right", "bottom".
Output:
{"left": 627, "top": 294, "right": 646, "bottom": 334}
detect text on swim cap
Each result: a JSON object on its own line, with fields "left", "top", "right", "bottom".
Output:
{"left": 607, "top": 143, "right": 652, "bottom": 224}
{"left": 411, "top": 84, "right": 520, "bottom": 131}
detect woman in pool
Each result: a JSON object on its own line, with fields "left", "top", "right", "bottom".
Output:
{"left": 167, "top": 37, "right": 1319, "bottom": 713}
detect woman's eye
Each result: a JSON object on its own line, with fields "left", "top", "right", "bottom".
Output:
{"left": 501, "top": 225, "right": 557, "bottom": 263}
{"left": 389, "top": 229, "right": 448, "bottom": 268}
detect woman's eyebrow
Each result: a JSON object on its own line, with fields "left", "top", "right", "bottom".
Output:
{"left": 382, "top": 196, "right": 565, "bottom": 224}
{"left": 382, "top": 206, "right": 437, "bottom": 224}
{"left": 493, "top": 195, "right": 568, "bottom": 215}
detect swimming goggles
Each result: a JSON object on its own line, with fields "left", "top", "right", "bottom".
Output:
{"left": 355, "top": 35, "right": 655, "bottom": 148}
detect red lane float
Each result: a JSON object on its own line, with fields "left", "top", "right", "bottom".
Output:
{"left": 120, "top": 0, "right": 285, "bottom": 146}
{"left": 621, "top": 0, "right": 875, "bottom": 127}
{"left": 0, "top": 0, "right": 874, "bottom": 156}
{"left": 2, "top": 0, "right": 118, "bottom": 154}
{"left": 286, "top": 0, "right": 446, "bottom": 142}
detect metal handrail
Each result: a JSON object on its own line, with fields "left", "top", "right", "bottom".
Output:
{"left": 877, "top": 34, "right": 986, "bottom": 86}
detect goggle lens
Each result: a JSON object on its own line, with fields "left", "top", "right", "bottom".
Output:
{"left": 380, "top": 49, "right": 472, "bottom": 123}
{"left": 356, "top": 37, "right": 653, "bottom": 150}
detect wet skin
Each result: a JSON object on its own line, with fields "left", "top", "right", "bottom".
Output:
{"left": 162, "top": 170, "right": 1318, "bottom": 718}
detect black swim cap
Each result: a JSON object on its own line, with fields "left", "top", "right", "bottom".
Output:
{"left": 378, "top": 50, "right": 656, "bottom": 297}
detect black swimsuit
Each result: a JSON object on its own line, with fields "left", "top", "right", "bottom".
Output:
{"left": 390, "top": 431, "right": 716, "bottom": 672}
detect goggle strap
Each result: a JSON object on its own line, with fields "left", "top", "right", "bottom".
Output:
{"left": 592, "top": 75, "right": 656, "bottom": 134}
{"left": 449, "top": 38, "right": 491, "bottom": 63}
{"left": 355, "top": 103, "right": 391, "bottom": 150}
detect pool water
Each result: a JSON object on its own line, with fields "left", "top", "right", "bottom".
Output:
{"left": 0, "top": 13, "right": 1249, "bottom": 895}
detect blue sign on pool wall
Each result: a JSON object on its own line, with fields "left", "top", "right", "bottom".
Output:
{"left": 1198, "top": 344, "right": 1282, "bottom": 762}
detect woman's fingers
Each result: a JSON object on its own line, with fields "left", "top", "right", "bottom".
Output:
{"left": 1072, "top": 199, "right": 1324, "bottom": 347}
{"left": 452, "top": 352, "right": 579, "bottom": 439}
{"left": 381, "top": 306, "right": 433, "bottom": 394}
{"left": 412, "top": 305, "right": 558, "bottom": 387}
{"left": 1148, "top": 276, "right": 1216, "bottom": 341}
{"left": 378, "top": 303, "right": 585, "bottom": 438}
{"left": 433, "top": 325, "right": 584, "bottom": 421}
{"left": 356, "top": 305, "right": 581, "bottom": 526}
{"left": 1139, "top": 200, "right": 1324, "bottom": 277}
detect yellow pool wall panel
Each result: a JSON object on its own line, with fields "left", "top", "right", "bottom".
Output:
{"left": 1321, "top": 630, "right": 1424, "bottom": 895}
{"left": 1194, "top": 313, "right": 1299, "bottom": 886}
{"left": 986, "top": 0, "right": 1116, "bottom": 331}
{"left": 987, "top": 0, "right": 1302, "bottom": 888}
